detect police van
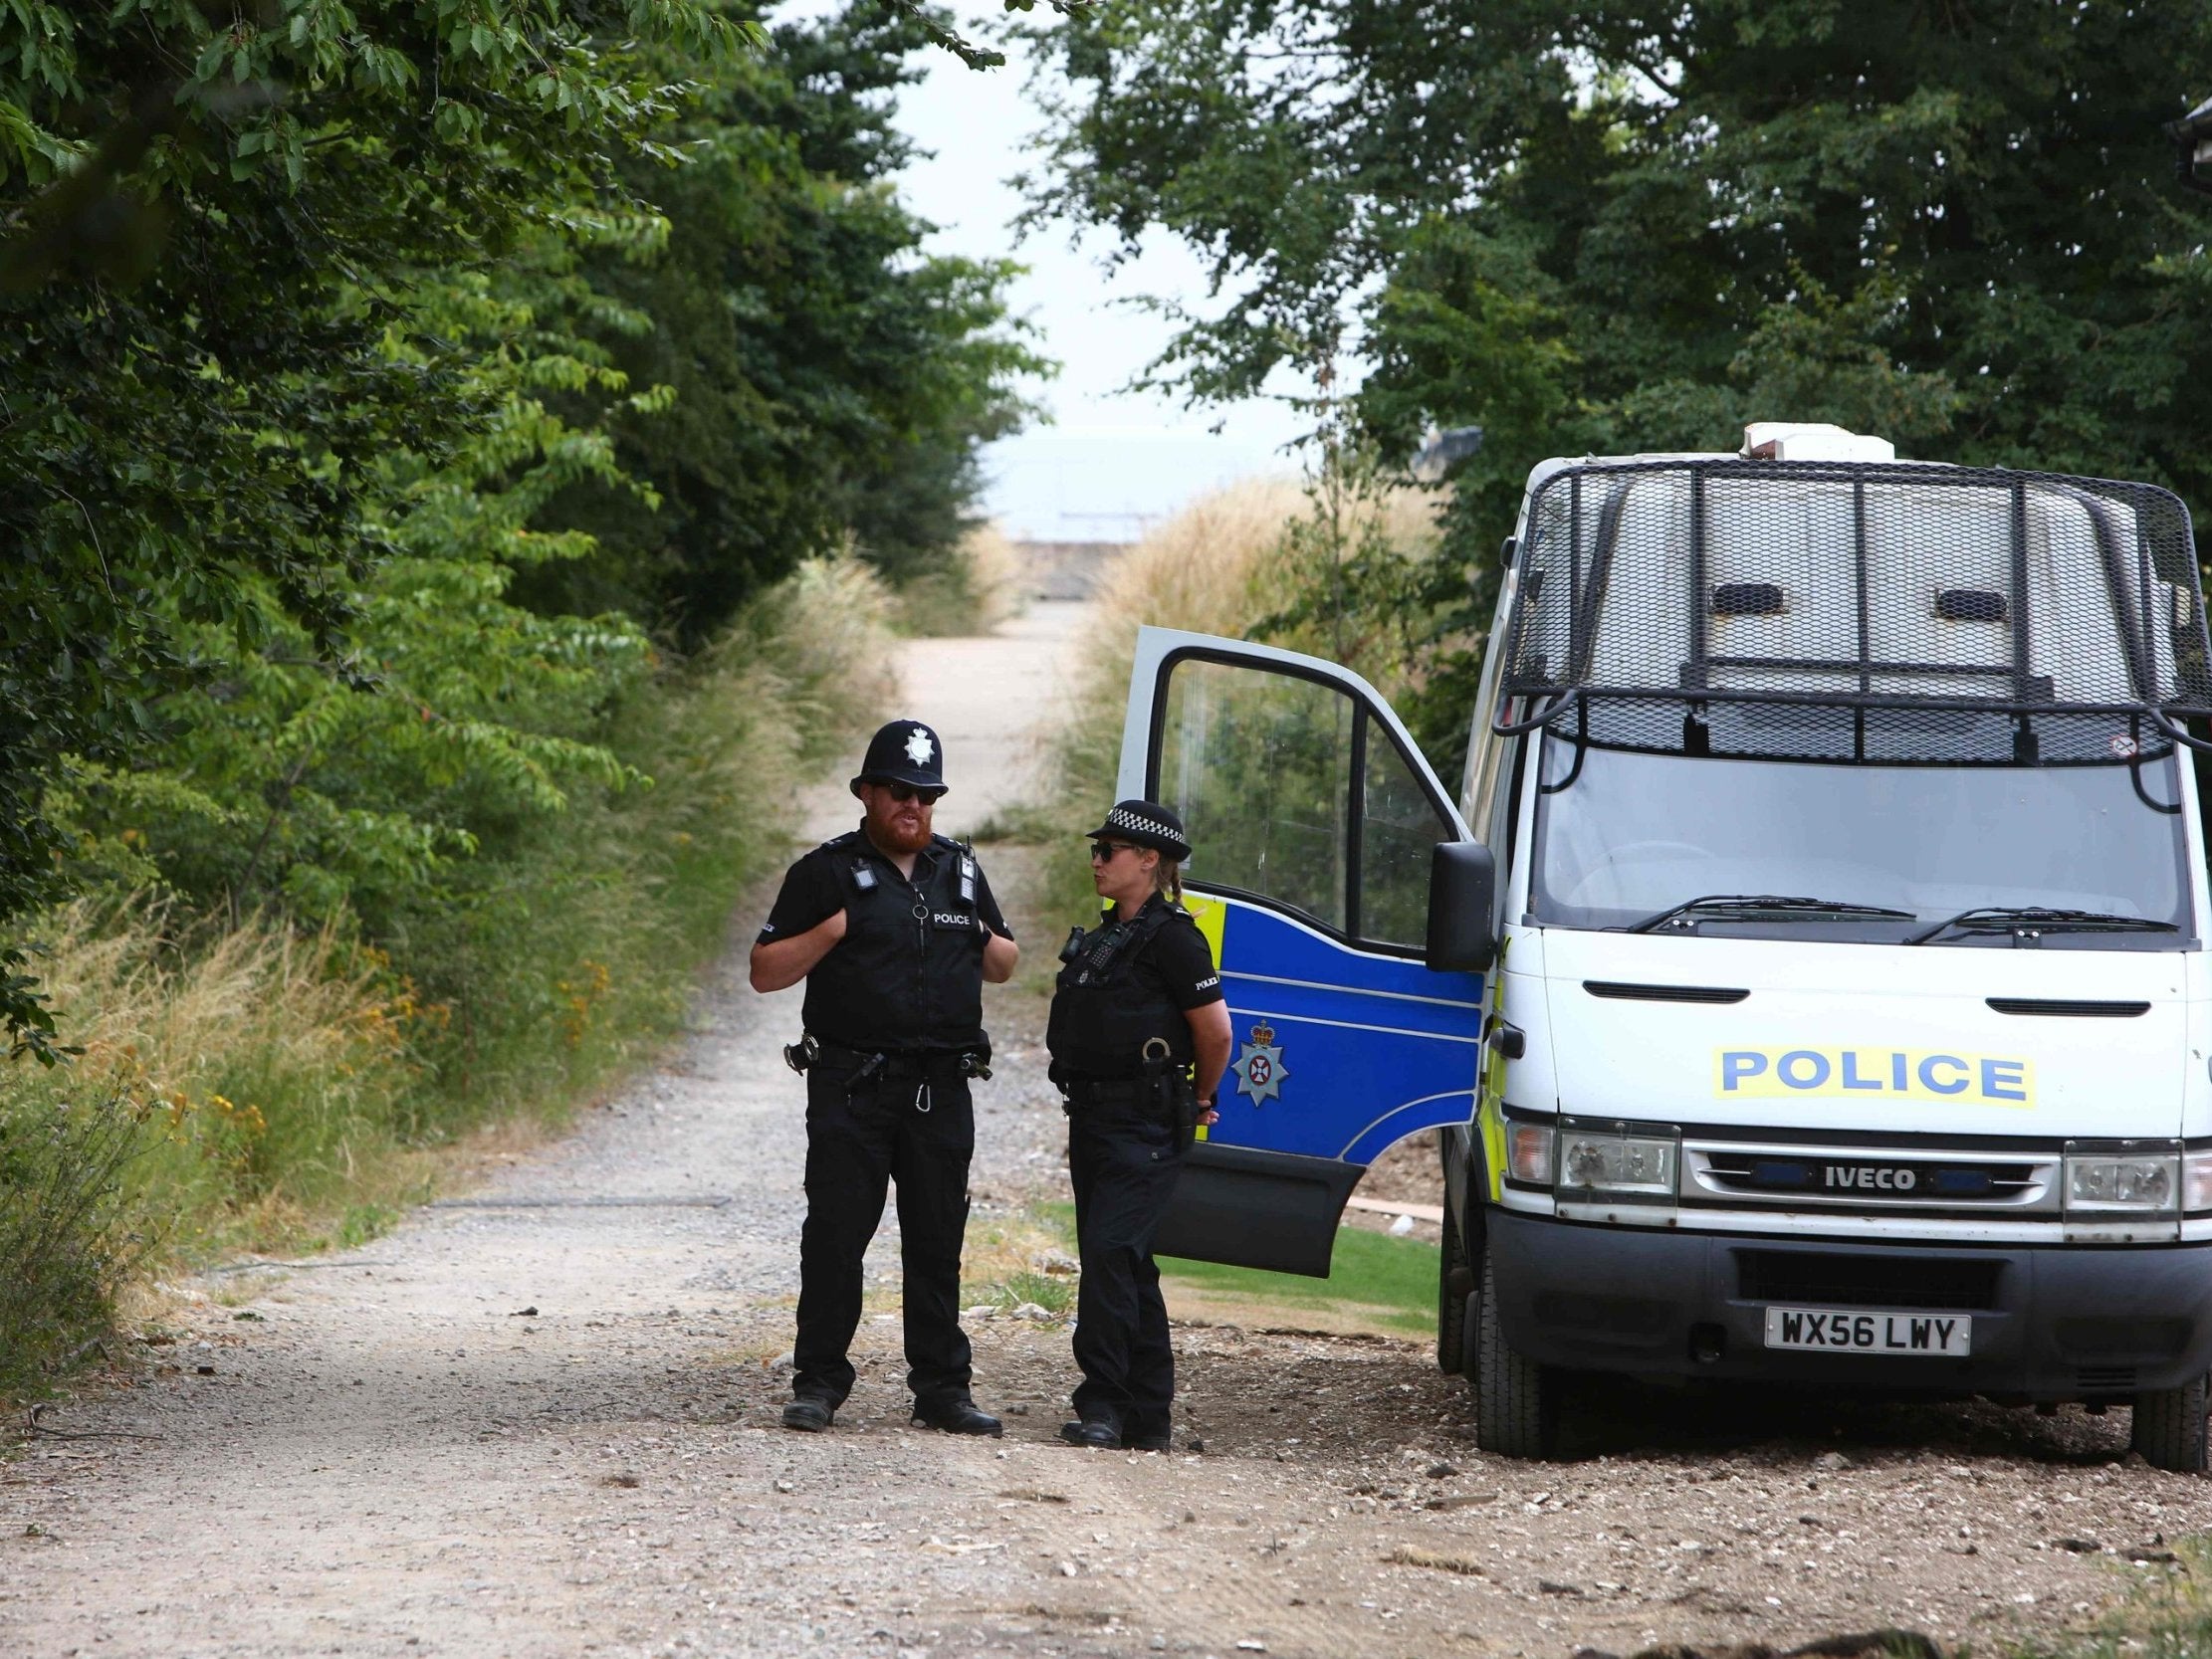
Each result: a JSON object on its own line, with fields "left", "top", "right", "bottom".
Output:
{"left": 1120, "top": 424, "right": 2212, "bottom": 1470}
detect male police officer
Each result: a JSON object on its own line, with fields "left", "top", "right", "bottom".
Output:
{"left": 750, "top": 720, "right": 1018, "bottom": 1435}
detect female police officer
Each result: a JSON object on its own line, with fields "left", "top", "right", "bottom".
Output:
{"left": 1047, "top": 800, "right": 1231, "bottom": 1451}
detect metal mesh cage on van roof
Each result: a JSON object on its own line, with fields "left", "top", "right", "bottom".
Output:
{"left": 1495, "top": 459, "right": 2212, "bottom": 765}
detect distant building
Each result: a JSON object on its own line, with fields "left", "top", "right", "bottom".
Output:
{"left": 1010, "top": 539, "right": 1130, "bottom": 602}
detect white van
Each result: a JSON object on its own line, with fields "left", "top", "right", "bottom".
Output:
{"left": 1120, "top": 426, "right": 2212, "bottom": 1470}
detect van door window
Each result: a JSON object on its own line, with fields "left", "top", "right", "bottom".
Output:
{"left": 1157, "top": 653, "right": 1457, "bottom": 950}
{"left": 1159, "top": 657, "right": 1351, "bottom": 930}
{"left": 1360, "top": 732, "right": 1450, "bottom": 946}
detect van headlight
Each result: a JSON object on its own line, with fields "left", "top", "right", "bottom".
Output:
{"left": 1556, "top": 1121, "right": 1679, "bottom": 1199}
{"left": 2065, "top": 1149, "right": 2180, "bottom": 1213}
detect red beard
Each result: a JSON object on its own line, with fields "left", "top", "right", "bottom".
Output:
{"left": 864, "top": 800, "right": 933, "bottom": 855}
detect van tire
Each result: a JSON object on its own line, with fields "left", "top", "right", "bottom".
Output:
{"left": 1437, "top": 1206, "right": 1470, "bottom": 1374}
{"left": 1470, "top": 1248, "right": 1559, "bottom": 1458}
{"left": 2130, "top": 1374, "right": 2210, "bottom": 1474}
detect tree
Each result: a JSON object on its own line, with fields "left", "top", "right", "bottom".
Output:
{"left": 0, "top": 1, "right": 747, "bottom": 1053}
{"left": 59, "top": 232, "right": 669, "bottom": 932}
{"left": 1024, "top": 0, "right": 2212, "bottom": 766}
{"left": 520, "top": 4, "right": 1046, "bottom": 644}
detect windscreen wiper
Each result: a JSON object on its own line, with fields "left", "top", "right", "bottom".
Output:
{"left": 1905, "top": 906, "right": 2181, "bottom": 945}
{"left": 1624, "top": 894, "right": 1918, "bottom": 934}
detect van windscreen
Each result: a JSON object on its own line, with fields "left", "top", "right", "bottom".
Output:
{"left": 1529, "top": 740, "right": 2193, "bottom": 945}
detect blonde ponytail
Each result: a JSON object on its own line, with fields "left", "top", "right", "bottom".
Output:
{"left": 1153, "top": 858, "right": 1184, "bottom": 909}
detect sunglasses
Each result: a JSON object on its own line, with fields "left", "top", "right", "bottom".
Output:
{"left": 881, "top": 782, "right": 945, "bottom": 805}
{"left": 1089, "top": 841, "right": 1138, "bottom": 863}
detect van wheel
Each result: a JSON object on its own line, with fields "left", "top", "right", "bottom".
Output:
{"left": 1469, "top": 1248, "right": 1560, "bottom": 1458}
{"left": 1437, "top": 1206, "right": 1471, "bottom": 1374}
{"left": 2130, "top": 1374, "right": 2210, "bottom": 1473}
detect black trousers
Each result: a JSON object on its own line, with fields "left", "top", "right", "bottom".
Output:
{"left": 1067, "top": 1106, "right": 1185, "bottom": 1434}
{"left": 792, "top": 1057, "right": 975, "bottom": 1408}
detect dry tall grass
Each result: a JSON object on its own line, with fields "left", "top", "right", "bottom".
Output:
{"left": 960, "top": 520, "right": 1026, "bottom": 632}
{"left": 19, "top": 904, "right": 421, "bottom": 1242}
{"left": 0, "top": 904, "right": 426, "bottom": 1385}
{"left": 1052, "top": 479, "right": 1308, "bottom": 815}
{"left": 898, "top": 520, "right": 1028, "bottom": 637}
{"left": 742, "top": 552, "right": 903, "bottom": 731}
{"left": 1073, "top": 472, "right": 1441, "bottom": 746}
{"left": 1039, "top": 474, "right": 1445, "bottom": 917}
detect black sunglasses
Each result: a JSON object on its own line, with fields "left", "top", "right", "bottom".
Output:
{"left": 1089, "top": 840, "right": 1137, "bottom": 863}
{"left": 882, "top": 781, "right": 945, "bottom": 804}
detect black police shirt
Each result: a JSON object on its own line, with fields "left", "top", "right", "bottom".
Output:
{"left": 1124, "top": 898, "right": 1225, "bottom": 1015}
{"left": 758, "top": 826, "right": 1011, "bottom": 1053}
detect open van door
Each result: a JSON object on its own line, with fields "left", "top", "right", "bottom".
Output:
{"left": 1119, "top": 628, "right": 1489, "bottom": 1275}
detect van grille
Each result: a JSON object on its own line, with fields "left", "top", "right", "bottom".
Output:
{"left": 1735, "top": 1250, "right": 2004, "bottom": 1311}
{"left": 1699, "top": 1150, "right": 2039, "bottom": 1203}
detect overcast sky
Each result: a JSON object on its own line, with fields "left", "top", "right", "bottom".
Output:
{"left": 774, "top": 1, "right": 1308, "bottom": 540}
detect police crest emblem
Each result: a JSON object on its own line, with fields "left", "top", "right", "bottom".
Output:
{"left": 1230, "top": 1022, "right": 1289, "bottom": 1107}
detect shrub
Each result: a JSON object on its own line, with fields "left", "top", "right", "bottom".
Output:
{"left": 0, "top": 554, "right": 895, "bottom": 1394}
{"left": 0, "top": 1080, "right": 150, "bottom": 1394}
{"left": 396, "top": 553, "right": 898, "bottom": 1119}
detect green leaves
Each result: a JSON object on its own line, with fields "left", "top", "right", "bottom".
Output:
{"left": 524, "top": 4, "right": 1044, "bottom": 640}
{"left": 0, "top": 0, "right": 766, "bottom": 1046}
{"left": 1033, "top": 0, "right": 2212, "bottom": 468}
{"left": 0, "top": 0, "right": 1037, "bottom": 1052}
{"left": 1026, "top": 0, "right": 2212, "bottom": 766}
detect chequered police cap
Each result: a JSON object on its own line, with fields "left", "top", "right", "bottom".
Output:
{"left": 1083, "top": 798, "right": 1190, "bottom": 861}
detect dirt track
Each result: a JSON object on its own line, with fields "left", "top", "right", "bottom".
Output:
{"left": 6, "top": 602, "right": 2212, "bottom": 1659}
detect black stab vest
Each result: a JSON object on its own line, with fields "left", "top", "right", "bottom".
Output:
{"left": 800, "top": 832, "right": 988, "bottom": 1053}
{"left": 1045, "top": 900, "right": 1198, "bottom": 1082}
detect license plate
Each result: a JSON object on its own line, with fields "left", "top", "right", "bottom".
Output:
{"left": 1763, "top": 1306, "right": 1972, "bottom": 1355}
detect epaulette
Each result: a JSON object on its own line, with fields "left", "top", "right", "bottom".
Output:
{"left": 818, "top": 830, "right": 860, "bottom": 853}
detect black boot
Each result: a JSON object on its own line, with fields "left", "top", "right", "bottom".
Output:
{"left": 912, "top": 1396, "right": 1003, "bottom": 1437}
{"left": 781, "top": 1393, "right": 836, "bottom": 1433}
{"left": 1057, "top": 1415, "right": 1122, "bottom": 1449}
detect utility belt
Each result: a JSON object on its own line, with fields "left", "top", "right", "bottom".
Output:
{"left": 1058, "top": 1038, "right": 1200, "bottom": 1149}
{"left": 783, "top": 1032, "right": 991, "bottom": 1112}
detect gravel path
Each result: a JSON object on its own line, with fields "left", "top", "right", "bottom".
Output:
{"left": 7, "top": 602, "right": 2212, "bottom": 1659}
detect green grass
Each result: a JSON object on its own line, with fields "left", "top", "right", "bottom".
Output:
{"left": 2010, "top": 1536, "right": 2212, "bottom": 1659}
{"left": 960, "top": 1207, "right": 1080, "bottom": 1315}
{"left": 1158, "top": 1225, "right": 1438, "bottom": 1336}
{"left": 1032, "top": 1200, "right": 1437, "bottom": 1337}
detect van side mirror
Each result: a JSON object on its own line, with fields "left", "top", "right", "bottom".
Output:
{"left": 1426, "top": 840, "right": 1497, "bottom": 973}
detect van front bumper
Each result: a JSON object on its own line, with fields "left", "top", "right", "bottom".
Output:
{"left": 1485, "top": 1208, "right": 2212, "bottom": 1397}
